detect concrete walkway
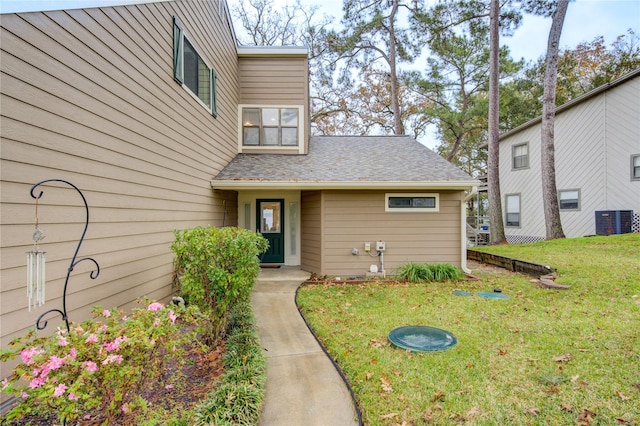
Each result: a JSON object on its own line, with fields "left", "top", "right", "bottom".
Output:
{"left": 252, "top": 267, "right": 360, "bottom": 426}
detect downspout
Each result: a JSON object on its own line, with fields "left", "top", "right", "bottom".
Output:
{"left": 461, "top": 187, "right": 478, "bottom": 274}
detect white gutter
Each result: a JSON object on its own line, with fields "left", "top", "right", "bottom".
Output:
{"left": 460, "top": 186, "right": 478, "bottom": 274}
{"left": 236, "top": 46, "right": 308, "bottom": 57}
{"left": 212, "top": 180, "right": 480, "bottom": 191}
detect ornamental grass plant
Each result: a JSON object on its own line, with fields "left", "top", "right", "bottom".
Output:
{"left": 395, "top": 262, "right": 464, "bottom": 282}
{"left": 297, "top": 234, "right": 640, "bottom": 425}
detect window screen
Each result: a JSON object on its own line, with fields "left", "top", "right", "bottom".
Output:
{"left": 506, "top": 194, "right": 520, "bottom": 227}
{"left": 559, "top": 190, "right": 580, "bottom": 210}
{"left": 512, "top": 144, "right": 529, "bottom": 169}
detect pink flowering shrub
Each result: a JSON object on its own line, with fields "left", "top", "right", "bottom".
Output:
{"left": 0, "top": 300, "right": 197, "bottom": 424}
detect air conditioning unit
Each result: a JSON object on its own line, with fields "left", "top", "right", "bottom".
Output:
{"left": 595, "top": 210, "right": 633, "bottom": 235}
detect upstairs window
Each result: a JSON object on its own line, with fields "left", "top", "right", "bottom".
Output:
{"left": 173, "top": 17, "right": 217, "bottom": 116}
{"left": 385, "top": 194, "right": 439, "bottom": 212}
{"left": 505, "top": 193, "right": 521, "bottom": 227}
{"left": 512, "top": 143, "right": 529, "bottom": 170}
{"left": 632, "top": 154, "right": 640, "bottom": 181}
{"left": 242, "top": 107, "right": 299, "bottom": 146}
{"left": 559, "top": 189, "right": 580, "bottom": 211}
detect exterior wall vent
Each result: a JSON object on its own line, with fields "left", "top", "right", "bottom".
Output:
{"left": 595, "top": 210, "right": 633, "bottom": 235}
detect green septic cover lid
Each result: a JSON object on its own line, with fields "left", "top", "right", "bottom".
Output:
{"left": 477, "top": 291, "right": 510, "bottom": 300}
{"left": 452, "top": 290, "right": 473, "bottom": 297}
{"left": 388, "top": 326, "right": 457, "bottom": 352}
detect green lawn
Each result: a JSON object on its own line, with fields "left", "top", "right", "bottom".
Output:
{"left": 297, "top": 234, "right": 640, "bottom": 425}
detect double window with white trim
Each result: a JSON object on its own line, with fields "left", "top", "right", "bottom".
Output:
{"left": 242, "top": 107, "right": 299, "bottom": 146}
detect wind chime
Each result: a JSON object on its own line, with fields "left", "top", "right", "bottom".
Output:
{"left": 27, "top": 196, "right": 46, "bottom": 311}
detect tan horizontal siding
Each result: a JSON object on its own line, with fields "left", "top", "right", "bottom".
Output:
{"left": 1, "top": 0, "right": 239, "bottom": 355}
{"left": 320, "top": 190, "right": 462, "bottom": 276}
{"left": 238, "top": 57, "right": 308, "bottom": 105}
{"left": 300, "top": 191, "right": 321, "bottom": 273}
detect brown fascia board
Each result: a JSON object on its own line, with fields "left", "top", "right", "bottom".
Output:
{"left": 478, "top": 67, "right": 640, "bottom": 150}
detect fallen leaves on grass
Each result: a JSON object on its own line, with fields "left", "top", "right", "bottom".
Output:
{"left": 560, "top": 403, "right": 573, "bottom": 412}
{"left": 380, "top": 376, "right": 393, "bottom": 393}
{"left": 552, "top": 353, "right": 573, "bottom": 362}
{"left": 524, "top": 407, "right": 540, "bottom": 417}
{"left": 616, "top": 391, "right": 631, "bottom": 401}
{"left": 379, "top": 412, "right": 399, "bottom": 420}
{"left": 545, "top": 385, "right": 560, "bottom": 394}
{"left": 430, "top": 391, "right": 445, "bottom": 403}
{"left": 370, "top": 337, "right": 390, "bottom": 348}
{"left": 577, "top": 408, "right": 596, "bottom": 424}
{"left": 466, "top": 406, "right": 481, "bottom": 418}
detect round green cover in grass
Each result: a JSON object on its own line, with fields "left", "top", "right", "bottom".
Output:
{"left": 388, "top": 326, "right": 457, "bottom": 352}
{"left": 452, "top": 290, "right": 473, "bottom": 297}
{"left": 477, "top": 291, "right": 510, "bottom": 300}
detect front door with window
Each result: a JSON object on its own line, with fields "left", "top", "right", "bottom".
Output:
{"left": 257, "top": 199, "right": 284, "bottom": 263}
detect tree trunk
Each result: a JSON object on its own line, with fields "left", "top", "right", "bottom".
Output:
{"left": 541, "top": 0, "right": 569, "bottom": 240}
{"left": 488, "top": 0, "right": 506, "bottom": 244}
{"left": 388, "top": 0, "right": 404, "bottom": 135}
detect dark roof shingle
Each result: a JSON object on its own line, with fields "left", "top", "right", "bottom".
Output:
{"left": 214, "top": 136, "right": 474, "bottom": 184}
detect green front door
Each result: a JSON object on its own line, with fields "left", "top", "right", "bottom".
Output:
{"left": 257, "top": 199, "right": 285, "bottom": 263}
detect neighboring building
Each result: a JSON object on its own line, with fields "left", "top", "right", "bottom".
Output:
{"left": 0, "top": 0, "right": 477, "bottom": 359}
{"left": 498, "top": 69, "right": 640, "bottom": 243}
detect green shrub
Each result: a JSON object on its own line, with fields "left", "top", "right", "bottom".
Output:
{"left": 195, "top": 301, "right": 266, "bottom": 426}
{"left": 395, "top": 262, "right": 463, "bottom": 282}
{"left": 171, "top": 226, "right": 268, "bottom": 344}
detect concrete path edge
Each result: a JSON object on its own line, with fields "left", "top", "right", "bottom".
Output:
{"left": 293, "top": 283, "right": 364, "bottom": 426}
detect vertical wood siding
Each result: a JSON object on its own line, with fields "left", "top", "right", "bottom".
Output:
{"left": 300, "top": 190, "right": 322, "bottom": 273}
{"left": 0, "top": 0, "right": 239, "bottom": 351}
{"left": 500, "top": 74, "right": 640, "bottom": 240}
{"left": 319, "top": 190, "right": 462, "bottom": 276}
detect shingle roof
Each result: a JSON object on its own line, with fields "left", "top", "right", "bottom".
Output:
{"left": 212, "top": 136, "right": 478, "bottom": 189}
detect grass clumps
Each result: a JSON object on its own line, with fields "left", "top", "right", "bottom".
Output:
{"left": 395, "top": 262, "right": 463, "bottom": 282}
{"left": 194, "top": 301, "right": 266, "bottom": 426}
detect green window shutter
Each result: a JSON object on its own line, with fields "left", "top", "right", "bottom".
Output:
{"left": 173, "top": 17, "right": 183, "bottom": 84}
{"left": 211, "top": 69, "right": 218, "bottom": 117}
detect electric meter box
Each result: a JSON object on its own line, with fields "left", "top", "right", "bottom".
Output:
{"left": 376, "top": 241, "right": 386, "bottom": 251}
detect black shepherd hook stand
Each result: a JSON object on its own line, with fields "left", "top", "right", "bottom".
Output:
{"left": 30, "top": 179, "right": 100, "bottom": 332}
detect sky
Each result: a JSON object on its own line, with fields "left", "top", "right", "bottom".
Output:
{"left": 1, "top": 0, "right": 638, "bottom": 62}
{"left": 295, "top": 0, "right": 640, "bottom": 62}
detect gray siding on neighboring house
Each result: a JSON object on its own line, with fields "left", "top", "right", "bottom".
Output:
{"left": 604, "top": 76, "right": 640, "bottom": 208}
{"left": 305, "top": 190, "right": 462, "bottom": 276}
{"left": 300, "top": 190, "right": 322, "bottom": 274}
{"left": 0, "top": 0, "right": 238, "bottom": 350}
{"left": 499, "top": 71, "right": 640, "bottom": 241}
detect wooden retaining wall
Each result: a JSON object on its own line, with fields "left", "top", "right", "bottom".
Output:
{"left": 467, "top": 250, "right": 556, "bottom": 277}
